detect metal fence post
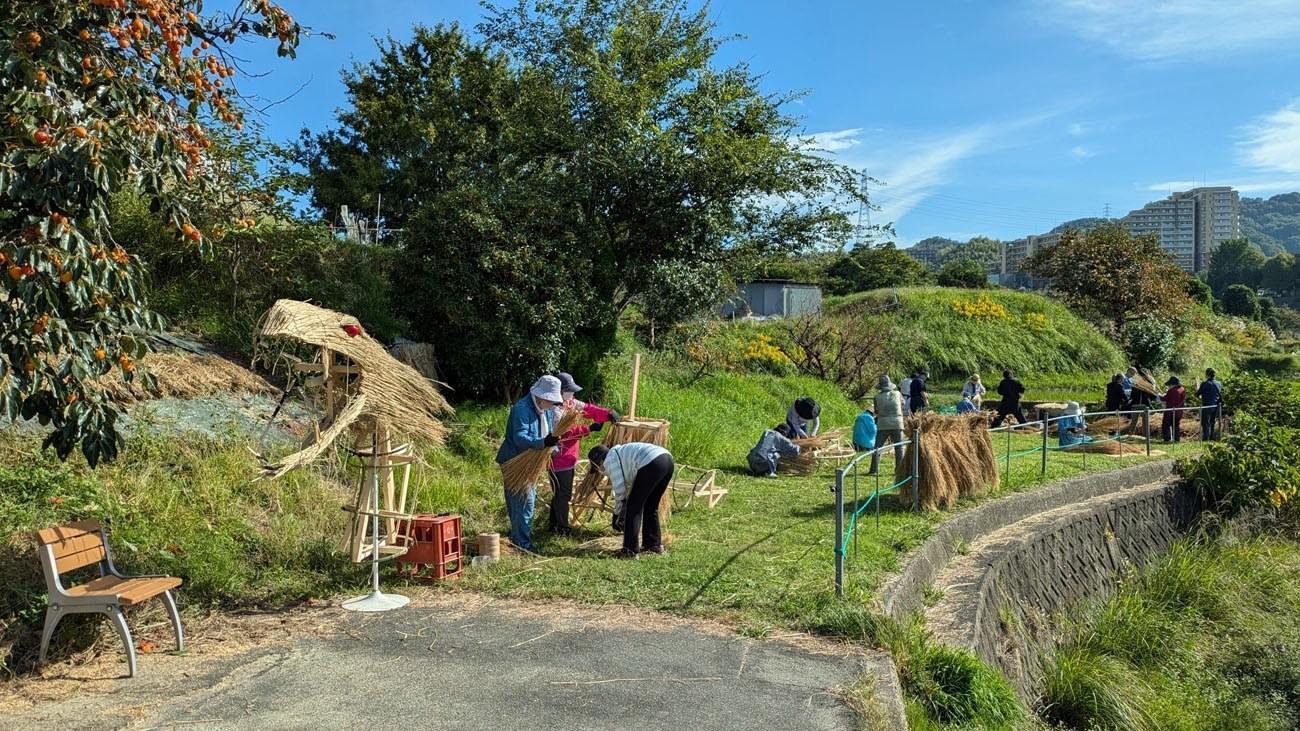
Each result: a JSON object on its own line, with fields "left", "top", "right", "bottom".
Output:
{"left": 911, "top": 428, "right": 921, "bottom": 512}
{"left": 1004, "top": 426, "right": 1012, "bottom": 488}
{"left": 874, "top": 467, "right": 881, "bottom": 531}
{"left": 1040, "top": 413, "right": 1049, "bottom": 475}
{"left": 834, "top": 468, "right": 844, "bottom": 598}
{"left": 852, "top": 463, "right": 859, "bottom": 560}
{"left": 1144, "top": 406, "right": 1151, "bottom": 456}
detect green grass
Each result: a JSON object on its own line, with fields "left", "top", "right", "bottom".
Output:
{"left": 833, "top": 287, "right": 1126, "bottom": 378}
{"left": 1036, "top": 536, "right": 1300, "bottom": 731}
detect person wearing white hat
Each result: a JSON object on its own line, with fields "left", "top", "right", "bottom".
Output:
{"left": 1057, "top": 401, "right": 1091, "bottom": 448}
{"left": 494, "top": 375, "right": 564, "bottom": 552}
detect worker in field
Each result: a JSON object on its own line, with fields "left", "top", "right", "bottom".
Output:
{"left": 852, "top": 406, "right": 877, "bottom": 452}
{"left": 991, "top": 369, "right": 1027, "bottom": 428}
{"left": 908, "top": 369, "right": 930, "bottom": 414}
{"left": 899, "top": 372, "right": 915, "bottom": 414}
{"left": 548, "top": 372, "right": 619, "bottom": 536}
{"left": 588, "top": 442, "right": 675, "bottom": 558}
{"left": 1057, "top": 402, "right": 1091, "bottom": 447}
{"left": 1195, "top": 368, "right": 1223, "bottom": 440}
{"left": 1105, "top": 373, "right": 1129, "bottom": 436}
{"left": 747, "top": 424, "right": 801, "bottom": 478}
{"left": 1162, "top": 376, "right": 1186, "bottom": 442}
{"left": 962, "top": 373, "right": 986, "bottom": 407}
{"left": 495, "top": 375, "right": 562, "bottom": 553}
{"left": 956, "top": 394, "right": 979, "bottom": 414}
{"left": 786, "top": 397, "right": 821, "bottom": 438}
{"left": 871, "top": 375, "right": 906, "bottom": 474}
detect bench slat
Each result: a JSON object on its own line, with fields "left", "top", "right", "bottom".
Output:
{"left": 65, "top": 575, "right": 182, "bottom": 606}
{"left": 50, "top": 532, "right": 106, "bottom": 560}
{"left": 55, "top": 545, "right": 107, "bottom": 573}
{"left": 35, "top": 520, "right": 101, "bottom": 546}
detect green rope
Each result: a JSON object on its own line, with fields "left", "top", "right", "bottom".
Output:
{"left": 841, "top": 476, "right": 913, "bottom": 552}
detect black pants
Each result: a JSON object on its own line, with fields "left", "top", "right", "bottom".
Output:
{"left": 623, "top": 454, "right": 674, "bottom": 553}
{"left": 1202, "top": 407, "right": 1219, "bottom": 441}
{"left": 1161, "top": 410, "right": 1182, "bottom": 442}
{"left": 991, "top": 403, "right": 1026, "bottom": 428}
{"left": 548, "top": 468, "right": 575, "bottom": 533}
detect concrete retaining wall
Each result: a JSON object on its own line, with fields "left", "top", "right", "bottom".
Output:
{"left": 926, "top": 479, "right": 1201, "bottom": 698}
{"left": 874, "top": 460, "right": 1176, "bottom": 619}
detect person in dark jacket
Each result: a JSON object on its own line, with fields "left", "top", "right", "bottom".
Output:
{"left": 1104, "top": 373, "right": 1129, "bottom": 436}
{"left": 1195, "top": 368, "right": 1223, "bottom": 440}
{"left": 908, "top": 370, "right": 930, "bottom": 414}
{"left": 1162, "top": 376, "right": 1187, "bottom": 442}
{"left": 990, "top": 370, "right": 1026, "bottom": 428}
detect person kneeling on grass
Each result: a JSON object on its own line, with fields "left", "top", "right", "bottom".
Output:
{"left": 589, "top": 442, "right": 675, "bottom": 559}
{"left": 747, "top": 424, "right": 801, "bottom": 478}
{"left": 548, "top": 372, "right": 619, "bottom": 536}
{"left": 955, "top": 394, "right": 979, "bottom": 414}
{"left": 1057, "top": 401, "right": 1091, "bottom": 448}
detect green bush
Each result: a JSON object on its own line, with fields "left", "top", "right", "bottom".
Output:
{"left": 1238, "top": 351, "right": 1300, "bottom": 377}
{"left": 1178, "top": 417, "right": 1300, "bottom": 517}
{"left": 1123, "top": 316, "right": 1177, "bottom": 370}
{"left": 905, "top": 645, "right": 1022, "bottom": 727}
{"left": 1039, "top": 648, "right": 1157, "bottom": 731}
{"left": 1223, "top": 372, "right": 1300, "bottom": 426}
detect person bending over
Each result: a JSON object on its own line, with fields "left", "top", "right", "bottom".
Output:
{"left": 589, "top": 442, "right": 675, "bottom": 559}
{"left": 747, "top": 424, "right": 800, "bottom": 478}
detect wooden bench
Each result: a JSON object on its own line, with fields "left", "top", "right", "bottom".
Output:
{"left": 34, "top": 520, "right": 184, "bottom": 677}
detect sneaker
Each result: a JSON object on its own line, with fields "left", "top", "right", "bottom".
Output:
{"left": 766, "top": 472, "right": 778, "bottom": 479}
{"left": 640, "top": 545, "right": 666, "bottom": 556}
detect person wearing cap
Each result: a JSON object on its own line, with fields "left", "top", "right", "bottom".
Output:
{"left": 1057, "top": 402, "right": 1091, "bottom": 448}
{"left": 548, "top": 372, "right": 619, "bottom": 535}
{"left": 962, "top": 374, "right": 986, "bottom": 407}
{"left": 588, "top": 442, "right": 675, "bottom": 558}
{"left": 871, "top": 375, "right": 906, "bottom": 475}
{"left": 747, "top": 424, "right": 801, "bottom": 477}
{"left": 1195, "top": 368, "right": 1224, "bottom": 441}
{"left": 786, "top": 397, "right": 821, "bottom": 438}
{"left": 495, "top": 375, "right": 564, "bottom": 552}
{"left": 1161, "top": 376, "right": 1187, "bottom": 443}
{"left": 909, "top": 370, "right": 930, "bottom": 415}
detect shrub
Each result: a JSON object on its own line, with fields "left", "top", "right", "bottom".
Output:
{"left": 1123, "top": 316, "right": 1177, "bottom": 370}
{"left": 1223, "top": 372, "right": 1300, "bottom": 427}
{"left": 1223, "top": 283, "right": 1262, "bottom": 318}
{"left": 1038, "top": 648, "right": 1157, "bottom": 731}
{"left": 905, "top": 645, "right": 1022, "bottom": 727}
{"left": 740, "top": 333, "right": 794, "bottom": 374}
{"left": 1238, "top": 351, "right": 1300, "bottom": 377}
{"left": 1178, "top": 417, "right": 1300, "bottom": 516}
{"left": 936, "top": 258, "right": 990, "bottom": 289}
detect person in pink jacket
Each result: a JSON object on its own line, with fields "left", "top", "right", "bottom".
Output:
{"left": 548, "top": 372, "right": 619, "bottom": 535}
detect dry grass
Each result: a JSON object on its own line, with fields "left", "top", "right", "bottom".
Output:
{"left": 778, "top": 428, "right": 849, "bottom": 475}
{"left": 898, "top": 413, "right": 999, "bottom": 511}
{"left": 389, "top": 340, "right": 439, "bottom": 383}
{"left": 95, "top": 351, "right": 275, "bottom": 402}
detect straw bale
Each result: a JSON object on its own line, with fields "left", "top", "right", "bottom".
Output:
{"left": 1089, "top": 413, "right": 1199, "bottom": 439}
{"left": 898, "top": 413, "right": 998, "bottom": 511}
{"left": 95, "top": 351, "right": 276, "bottom": 402}
{"left": 256, "top": 300, "right": 451, "bottom": 462}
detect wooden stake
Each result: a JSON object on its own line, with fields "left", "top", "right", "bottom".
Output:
{"left": 628, "top": 353, "right": 641, "bottom": 420}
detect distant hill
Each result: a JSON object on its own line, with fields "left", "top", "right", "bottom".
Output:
{"left": 1241, "top": 193, "right": 1300, "bottom": 256}
{"left": 1049, "top": 217, "right": 1112, "bottom": 234}
{"left": 904, "top": 236, "right": 1001, "bottom": 271}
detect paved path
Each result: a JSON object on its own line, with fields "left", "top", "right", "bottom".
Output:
{"left": 2, "top": 596, "right": 872, "bottom": 730}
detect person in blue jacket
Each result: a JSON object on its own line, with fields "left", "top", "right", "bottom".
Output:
{"left": 495, "top": 375, "right": 564, "bottom": 552}
{"left": 852, "top": 406, "right": 877, "bottom": 452}
{"left": 747, "top": 424, "right": 801, "bottom": 477}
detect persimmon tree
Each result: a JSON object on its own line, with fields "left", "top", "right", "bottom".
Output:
{"left": 1, "top": 1, "right": 300, "bottom": 464}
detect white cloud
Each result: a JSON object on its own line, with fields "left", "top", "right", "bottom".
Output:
{"left": 1069, "top": 145, "right": 1095, "bottom": 159}
{"left": 1038, "top": 0, "right": 1300, "bottom": 61}
{"left": 1067, "top": 122, "right": 1089, "bottom": 136}
{"left": 1144, "top": 179, "right": 1300, "bottom": 194}
{"left": 1239, "top": 99, "right": 1300, "bottom": 174}
{"left": 804, "top": 128, "right": 864, "bottom": 152}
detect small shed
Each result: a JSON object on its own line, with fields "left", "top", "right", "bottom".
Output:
{"left": 720, "top": 280, "right": 823, "bottom": 319}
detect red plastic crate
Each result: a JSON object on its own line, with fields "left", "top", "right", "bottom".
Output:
{"left": 396, "top": 513, "right": 462, "bottom": 581}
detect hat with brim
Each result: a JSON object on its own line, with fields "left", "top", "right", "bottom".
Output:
{"left": 1063, "top": 401, "right": 1083, "bottom": 417}
{"left": 530, "top": 375, "right": 563, "bottom": 403}
{"left": 877, "top": 375, "right": 894, "bottom": 390}
{"left": 557, "top": 372, "right": 582, "bottom": 394}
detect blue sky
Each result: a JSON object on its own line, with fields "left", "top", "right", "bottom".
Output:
{"left": 227, "top": 0, "right": 1300, "bottom": 246}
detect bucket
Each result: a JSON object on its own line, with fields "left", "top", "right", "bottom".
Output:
{"left": 478, "top": 532, "right": 501, "bottom": 561}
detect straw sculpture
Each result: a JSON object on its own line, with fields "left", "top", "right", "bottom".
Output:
{"left": 500, "top": 409, "right": 583, "bottom": 495}
{"left": 255, "top": 299, "right": 452, "bottom": 477}
{"left": 898, "top": 413, "right": 999, "bottom": 511}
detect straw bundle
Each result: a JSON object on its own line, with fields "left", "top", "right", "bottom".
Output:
{"left": 1089, "top": 413, "right": 1199, "bottom": 439}
{"left": 500, "top": 409, "right": 583, "bottom": 495}
{"left": 898, "top": 413, "right": 999, "bottom": 511}
{"left": 777, "top": 429, "right": 849, "bottom": 475}
{"left": 256, "top": 300, "right": 452, "bottom": 476}
{"left": 1063, "top": 440, "right": 1161, "bottom": 456}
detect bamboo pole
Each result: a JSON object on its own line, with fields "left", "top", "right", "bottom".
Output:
{"left": 628, "top": 353, "right": 641, "bottom": 420}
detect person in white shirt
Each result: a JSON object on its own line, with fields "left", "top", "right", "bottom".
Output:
{"left": 962, "top": 374, "right": 986, "bottom": 407}
{"left": 899, "top": 373, "right": 914, "bottom": 415}
{"left": 588, "top": 442, "right": 674, "bottom": 558}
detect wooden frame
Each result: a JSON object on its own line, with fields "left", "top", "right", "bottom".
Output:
{"left": 670, "top": 464, "right": 725, "bottom": 509}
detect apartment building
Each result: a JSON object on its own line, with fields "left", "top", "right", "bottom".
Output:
{"left": 1121, "top": 186, "right": 1240, "bottom": 272}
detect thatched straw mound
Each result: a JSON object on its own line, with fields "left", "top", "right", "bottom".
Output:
{"left": 390, "top": 340, "right": 439, "bottom": 383}
{"left": 96, "top": 351, "right": 275, "bottom": 402}
{"left": 256, "top": 300, "right": 452, "bottom": 476}
{"left": 898, "top": 413, "right": 999, "bottom": 511}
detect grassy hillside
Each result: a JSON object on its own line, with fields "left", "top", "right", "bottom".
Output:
{"left": 833, "top": 287, "right": 1125, "bottom": 379}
